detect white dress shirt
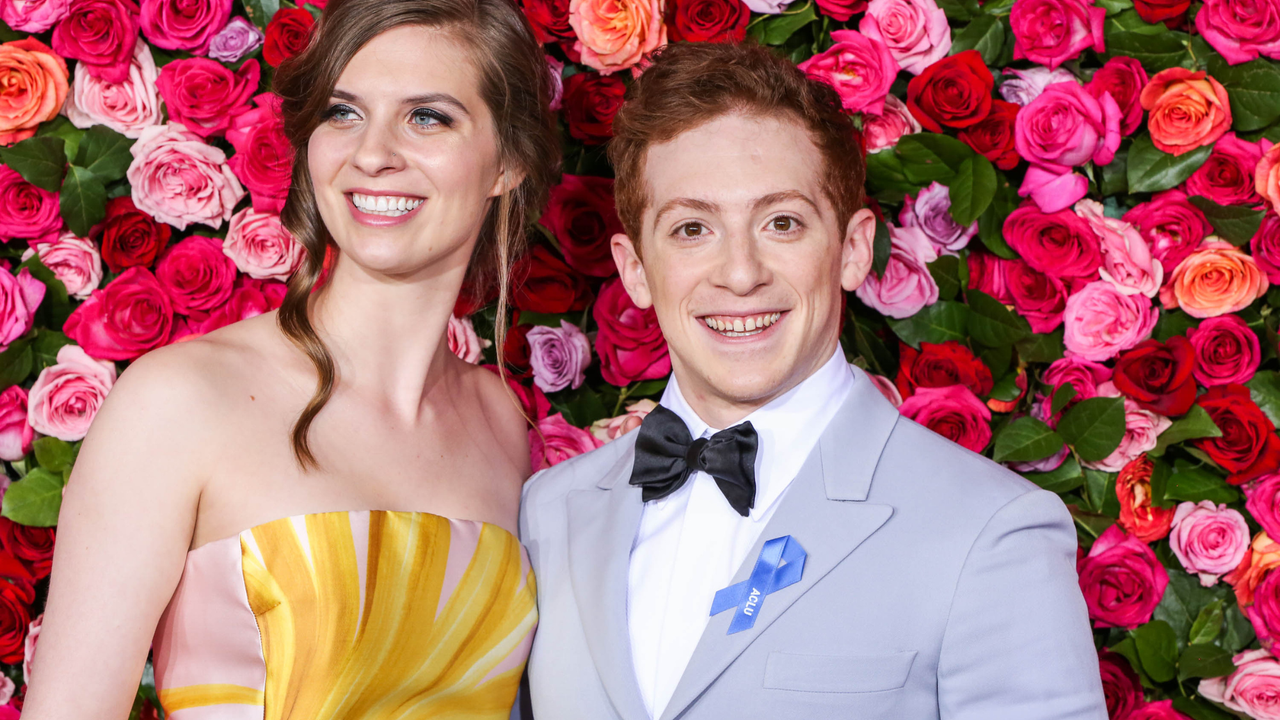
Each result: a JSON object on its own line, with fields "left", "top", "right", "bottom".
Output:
{"left": 626, "top": 346, "right": 856, "bottom": 719}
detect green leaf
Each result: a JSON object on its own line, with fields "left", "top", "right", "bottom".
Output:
{"left": 1165, "top": 459, "right": 1241, "bottom": 505}
{"left": 1106, "top": 8, "right": 1165, "bottom": 33}
{"left": 1155, "top": 310, "right": 1199, "bottom": 342}
{"left": 1172, "top": 697, "right": 1238, "bottom": 720}
{"left": 928, "top": 255, "right": 962, "bottom": 301}
{"left": 1154, "top": 569, "right": 1232, "bottom": 645}
{"left": 1188, "top": 196, "right": 1265, "bottom": 246}
{"left": 0, "top": 468, "right": 64, "bottom": 527}
{"left": 943, "top": 155, "right": 997, "bottom": 227}
{"left": 0, "top": 338, "right": 33, "bottom": 392}
{"left": 33, "top": 437, "right": 75, "bottom": 473}
{"left": 242, "top": 0, "right": 280, "bottom": 27}
{"left": 1105, "top": 30, "right": 1191, "bottom": 71}
{"left": 20, "top": 255, "right": 72, "bottom": 328}
{"left": 1100, "top": 146, "right": 1129, "bottom": 196}
{"left": 1057, "top": 396, "right": 1126, "bottom": 463}
{"left": 1178, "top": 643, "right": 1237, "bottom": 681}
{"left": 992, "top": 416, "right": 1064, "bottom": 463}
{"left": 1097, "top": 0, "right": 1133, "bottom": 13}
{"left": 872, "top": 218, "right": 892, "bottom": 279}
{"left": 0, "top": 136, "right": 66, "bottom": 191}
{"left": 865, "top": 150, "right": 917, "bottom": 201}
{"left": 1248, "top": 370, "right": 1280, "bottom": 426}
{"left": 36, "top": 115, "right": 85, "bottom": 163}
{"left": 1208, "top": 55, "right": 1280, "bottom": 132}
{"left": 976, "top": 171, "right": 1019, "bottom": 259}
{"left": 1051, "top": 384, "right": 1078, "bottom": 416}
{"left": 1022, "top": 456, "right": 1085, "bottom": 494}
{"left": 935, "top": 0, "right": 980, "bottom": 19}
{"left": 748, "top": 2, "right": 817, "bottom": 45}
{"left": 59, "top": 165, "right": 107, "bottom": 237}
{"left": 1222, "top": 603, "right": 1256, "bottom": 653}
{"left": 966, "top": 288, "right": 1031, "bottom": 347}
{"left": 629, "top": 378, "right": 668, "bottom": 397}
{"left": 1128, "top": 136, "right": 1212, "bottom": 193}
{"left": 849, "top": 313, "right": 897, "bottom": 378}
{"left": 949, "top": 15, "right": 1004, "bottom": 64}
{"left": 31, "top": 329, "right": 73, "bottom": 370}
{"left": 978, "top": 343, "right": 1011, "bottom": 378}
{"left": 1134, "top": 620, "right": 1179, "bottom": 682}
{"left": 1152, "top": 404, "right": 1222, "bottom": 456}
{"left": 73, "top": 125, "right": 134, "bottom": 184}
{"left": 1188, "top": 599, "right": 1224, "bottom": 645}
{"left": 516, "top": 311, "right": 573, "bottom": 328}
{"left": 1016, "top": 329, "right": 1065, "bottom": 363}
{"left": 896, "top": 133, "right": 974, "bottom": 185}
{"left": 886, "top": 301, "right": 970, "bottom": 348}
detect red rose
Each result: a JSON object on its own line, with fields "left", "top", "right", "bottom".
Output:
{"left": 1195, "top": 384, "right": 1280, "bottom": 485}
{"left": 957, "top": 99, "right": 1020, "bottom": 170}
{"left": 1134, "top": 0, "right": 1188, "bottom": 27}
{"left": 503, "top": 321, "right": 533, "bottom": 376}
{"left": 562, "top": 71, "right": 625, "bottom": 145}
{"left": 1087, "top": 57, "right": 1149, "bottom": 136}
{"left": 0, "top": 554, "right": 34, "bottom": 665}
{"left": 1116, "top": 455, "right": 1174, "bottom": 543}
{"left": 593, "top": 277, "right": 670, "bottom": 386}
{"left": 1113, "top": 337, "right": 1198, "bottom": 416}
{"left": 96, "top": 197, "right": 169, "bottom": 273}
{"left": 227, "top": 93, "right": 293, "bottom": 215}
{"left": 155, "top": 235, "right": 237, "bottom": 315}
{"left": 966, "top": 250, "right": 1014, "bottom": 304}
{"left": 262, "top": 8, "right": 314, "bottom": 68}
{"left": 0, "top": 519, "right": 53, "bottom": 580}
{"left": 186, "top": 275, "right": 279, "bottom": 337}
{"left": 518, "top": 0, "right": 574, "bottom": 44}
{"left": 897, "top": 384, "right": 993, "bottom": 453}
{"left": 1098, "top": 649, "right": 1144, "bottom": 720}
{"left": 894, "top": 341, "right": 993, "bottom": 399}
{"left": 1003, "top": 201, "right": 1103, "bottom": 280}
{"left": 1187, "top": 315, "right": 1261, "bottom": 387}
{"left": 1077, "top": 525, "right": 1169, "bottom": 629}
{"left": 512, "top": 244, "right": 592, "bottom": 314}
{"left": 156, "top": 58, "right": 259, "bottom": 139}
{"left": 64, "top": 266, "right": 174, "bottom": 361}
{"left": 815, "top": 0, "right": 866, "bottom": 20}
{"left": 539, "top": 174, "right": 623, "bottom": 277}
{"left": 666, "top": 0, "right": 748, "bottom": 43}
{"left": 1006, "top": 259, "right": 1068, "bottom": 333}
{"left": 1182, "top": 132, "right": 1265, "bottom": 208}
{"left": 0, "top": 165, "right": 61, "bottom": 241}
{"left": 50, "top": 0, "right": 140, "bottom": 83}
{"left": 906, "top": 50, "right": 994, "bottom": 133}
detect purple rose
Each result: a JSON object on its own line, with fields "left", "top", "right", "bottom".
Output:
{"left": 139, "top": 0, "right": 232, "bottom": 54}
{"left": 999, "top": 66, "right": 1078, "bottom": 106}
{"left": 854, "top": 224, "right": 939, "bottom": 319}
{"left": 207, "top": 16, "right": 263, "bottom": 63}
{"left": 898, "top": 181, "right": 977, "bottom": 254}
{"left": 527, "top": 320, "right": 591, "bottom": 393}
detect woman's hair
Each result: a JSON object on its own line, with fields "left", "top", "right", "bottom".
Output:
{"left": 272, "top": 0, "right": 559, "bottom": 469}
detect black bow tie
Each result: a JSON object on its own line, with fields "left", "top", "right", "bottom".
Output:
{"left": 629, "top": 405, "right": 758, "bottom": 517}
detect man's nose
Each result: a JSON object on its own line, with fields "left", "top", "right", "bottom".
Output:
{"left": 711, "top": 230, "right": 770, "bottom": 296}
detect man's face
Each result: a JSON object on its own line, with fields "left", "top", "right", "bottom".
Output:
{"left": 612, "top": 112, "right": 876, "bottom": 423}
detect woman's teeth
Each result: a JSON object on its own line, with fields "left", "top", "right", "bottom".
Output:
{"left": 350, "top": 193, "right": 424, "bottom": 217}
{"left": 703, "top": 312, "right": 782, "bottom": 337}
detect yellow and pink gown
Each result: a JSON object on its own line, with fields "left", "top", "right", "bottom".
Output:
{"left": 150, "top": 510, "right": 537, "bottom": 719}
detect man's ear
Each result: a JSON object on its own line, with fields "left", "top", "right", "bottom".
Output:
{"left": 611, "top": 232, "right": 653, "bottom": 309}
{"left": 840, "top": 207, "right": 877, "bottom": 292}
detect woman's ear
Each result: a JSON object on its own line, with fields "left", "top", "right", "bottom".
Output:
{"left": 489, "top": 166, "right": 527, "bottom": 198}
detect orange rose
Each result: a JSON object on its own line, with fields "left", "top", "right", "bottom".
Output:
{"left": 1116, "top": 455, "right": 1175, "bottom": 543}
{"left": 1227, "top": 532, "right": 1280, "bottom": 607}
{"left": 0, "top": 37, "right": 69, "bottom": 146}
{"left": 569, "top": 0, "right": 666, "bottom": 75}
{"left": 1139, "top": 67, "right": 1231, "bottom": 156}
{"left": 1256, "top": 142, "right": 1280, "bottom": 216}
{"left": 1165, "top": 239, "right": 1270, "bottom": 318}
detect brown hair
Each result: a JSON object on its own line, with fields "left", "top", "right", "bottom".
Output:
{"left": 272, "top": 0, "right": 559, "bottom": 469}
{"left": 608, "top": 41, "right": 866, "bottom": 244}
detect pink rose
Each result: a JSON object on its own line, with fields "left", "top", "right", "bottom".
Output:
{"left": 155, "top": 235, "right": 236, "bottom": 315}
{"left": 1201, "top": 649, "right": 1280, "bottom": 720}
{"left": 51, "top": 0, "right": 138, "bottom": 83}
{"left": 1015, "top": 82, "right": 1121, "bottom": 211}
{"left": 528, "top": 320, "right": 591, "bottom": 393}
{"left": 854, "top": 224, "right": 939, "bottom": 319}
{"left": 867, "top": 372, "right": 903, "bottom": 406}
{"left": 1003, "top": 201, "right": 1102, "bottom": 280}
{"left": 225, "top": 93, "right": 292, "bottom": 215}
{"left": 0, "top": 387, "right": 33, "bottom": 462}
{"left": 858, "top": 0, "right": 950, "bottom": 75}
{"left": 139, "top": 0, "right": 232, "bottom": 54}
{"left": 222, "top": 208, "right": 303, "bottom": 281}
{"left": 27, "top": 344, "right": 117, "bottom": 441}
{"left": 207, "top": 16, "right": 263, "bottom": 63}
{"left": 1257, "top": 141, "right": 1280, "bottom": 216}
{"left": 22, "top": 230, "right": 102, "bottom": 299}
{"left": 897, "top": 384, "right": 991, "bottom": 453}
{"left": 1, "top": 0, "right": 67, "bottom": 32}
{"left": 1248, "top": 474, "right": 1280, "bottom": 545}
{"left": 0, "top": 268, "right": 45, "bottom": 353}
{"left": 1077, "top": 524, "right": 1169, "bottom": 629}
{"left": 63, "top": 267, "right": 173, "bottom": 360}
{"left": 0, "top": 165, "right": 61, "bottom": 240}
{"left": 1127, "top": 701, "right": 1190, "bottom": 720}
{"left": 1075, "top": 199, "right": 1163, "bottom": 297}
{"left": 590, "top": 398, "right": 655, "bottom": 442}
{"left": 592, "top": 277, "right": 670, "bottom": 387}
{"left": 1184, "top": 132, "right": 1265, "bottom": 207}
{"left": 1087, "top": 57, "right": 1148, "bottom": 137}
{"left": 62, "top": 38, "right": 160, "bottom": 138}
{"left": 1169, "top": 500, "right": 1250, "bottom": 586}
{"left": 1083, "top": 382, "right": 1171, "bottom": 472}
{"left": 530, "top": 412, "right": 604, "bottom": 471}
{"left": 1254, "top": 213, "right": 1280, "bottom": 283}
{"left": 1045, "top": 356, "right": 1113, "bottom": 401}
{"left": 1007, "top": 259, "right": 1068, "bottom": 333}
{"left": 1188, "top": 314, "right": 1261, "bottom": 387}
{"left": 1248, "top": 580, "right": 1280, "bottom": 667}
{"left": 999, "top": 66, "right": 1078, "bottom": 106}
{"left": 1195, "top": 0, "right": 1280, "bottom": 65}
{"left": 1063, "top": 280, "right": 1158, "bottom": 362}
{"left": 797, "top": 30, "right": 899, "bottom": 115}
{"left": 1010, "top": 0, "right": 1105, "bottom": 70}
{"left": 127, "top": 123, "right": 245, "bottom": 231}
{"left": 568, "top": 0, "right": 664, "bottom": 74}
{"left": 182, "top": 276, "right": 281, "bottom": 338}
{"left": 155, "top": 57, "right": 258, "bottom": 138}
{"left": 1123, "top": 190, "right": 1214, "bottom": 276}
{"left": 1018, "top": 165, "right": 1090, "bottom": 214}
{"left": 447, "top": 315, "right": 485, "bottom": 364}
{"left": 21, "top": 613, "right": 38, "bottom": 684}
{"left": 863, "top": 95, "right": 921, "bottom": 153}
{"left": 899, "top": 181, "right": 976, "bottom": 254}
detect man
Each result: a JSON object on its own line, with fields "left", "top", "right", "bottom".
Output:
{"left": 519, "top": 41, "right": 1106, "bottom": 720}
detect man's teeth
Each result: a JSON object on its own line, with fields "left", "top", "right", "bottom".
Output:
{"left": 703, "top": 313, "right": 782, "bottom": 336}
{"left": 350, "top": 193, "right": 425, "bottom": 217}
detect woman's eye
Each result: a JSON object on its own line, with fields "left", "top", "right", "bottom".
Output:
{"left": 770, "top": 216, "right": 797, "bottom": 233}
{"left": 676, "top": 222, "right": 706, "bottom": 238}
{"left": 411, "top": 108, "right": 451, "bottom": 128}
{"left": 324, "top": 104, "right": 358, "bottom": 123}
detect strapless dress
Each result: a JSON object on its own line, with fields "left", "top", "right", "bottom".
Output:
{"left": 151, "top": 510, "right": 537, "bottom": 719}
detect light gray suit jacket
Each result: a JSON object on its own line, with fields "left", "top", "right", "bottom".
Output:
{"left": 518, "top": 367, "right": 1108, "bottom": 720}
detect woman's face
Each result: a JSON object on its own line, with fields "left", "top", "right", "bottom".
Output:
{"left": 308, "top": 25, "right": 505, "bottom": 279}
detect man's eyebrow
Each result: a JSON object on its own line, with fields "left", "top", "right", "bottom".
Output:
{"left": 330, "top": 89, "right": 472, "bottom": 117}
{"left": 654, "top": 197, "right": 720, "bottom": 223}
{"left": 752, "top": 190, "right": 821, "bottom": 214}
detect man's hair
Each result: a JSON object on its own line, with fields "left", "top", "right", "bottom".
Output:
{"left": 608, "top": 41, "right": 866, "bottom": 244}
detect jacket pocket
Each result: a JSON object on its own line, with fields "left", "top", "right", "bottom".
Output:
{"left": 763, "top": 650, "right": 917, "bottom": 693}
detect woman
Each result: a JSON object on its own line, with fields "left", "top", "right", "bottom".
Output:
{"left": 22, "top": 0, "right": 558, "bottom": 715}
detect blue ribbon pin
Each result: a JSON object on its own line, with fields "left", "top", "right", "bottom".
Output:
{"left": 710, "top": 535, "right": 807, "bottom": 635}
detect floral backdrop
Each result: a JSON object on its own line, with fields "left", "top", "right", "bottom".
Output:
{"left": 0, "top": 0, "right": 1279, "bottom": 714}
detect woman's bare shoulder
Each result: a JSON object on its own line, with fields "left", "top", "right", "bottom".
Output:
{"left": 457, "top": 361, "right": 531, "bottom": 478}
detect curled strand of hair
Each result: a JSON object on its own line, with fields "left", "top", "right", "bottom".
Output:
{"left": 278, "top": 241, "right": 337, "bottom": 471}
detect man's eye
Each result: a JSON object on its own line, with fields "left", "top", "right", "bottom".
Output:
{"left": 771, "top": 216, "right": 796, "bottom": 232}
{"left": 678, "top": 222, "right": 706, "bottom": 238}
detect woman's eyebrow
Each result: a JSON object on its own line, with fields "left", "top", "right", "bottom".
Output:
{"left": 330, "top": 89, "right": 471, "bottom": 117}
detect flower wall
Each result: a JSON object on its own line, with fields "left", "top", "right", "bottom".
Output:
{"left": 2, "top": 0, "right": 1280, "bottom": 715}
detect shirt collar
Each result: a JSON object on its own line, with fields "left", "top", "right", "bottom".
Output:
{"left": 659, "top": 345, "right": 856, "bottom": 521}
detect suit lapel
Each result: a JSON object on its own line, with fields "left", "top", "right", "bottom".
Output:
{"left": 566, "top": 443, "right": 650, "bottom": 720}
{"left": 659, "top": 368, "right": 901, "bottom": 720}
